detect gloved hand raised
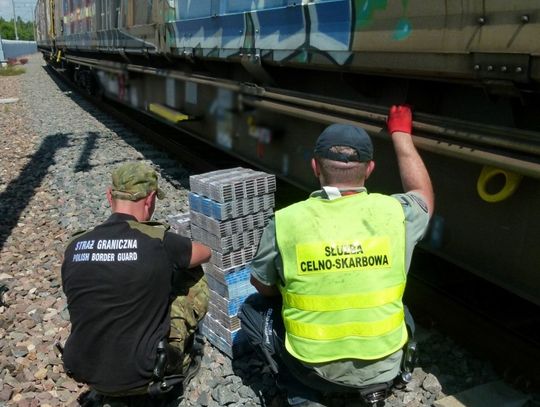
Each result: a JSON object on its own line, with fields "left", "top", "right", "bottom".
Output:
{"left": 387, "top": 105, "right": 412, "bottom": 135}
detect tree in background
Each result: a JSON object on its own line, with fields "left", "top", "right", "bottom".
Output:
{"left": 0, "top": 17, "right": 35, "bottom": 41}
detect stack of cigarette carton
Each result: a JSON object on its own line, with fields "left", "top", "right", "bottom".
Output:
{"left": 166, "top": 213, "right": 192, "bottom": 238}
{"left": 189, "top": 167, "right": 276, "bottom": 357}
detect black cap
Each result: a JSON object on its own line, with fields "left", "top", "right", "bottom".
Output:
{"left": 314, "top": 124, "right": 373, "bottom": 162}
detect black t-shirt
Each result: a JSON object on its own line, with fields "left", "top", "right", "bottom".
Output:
{"left": 61, "top": 213, "right": 192, "bottom": 392}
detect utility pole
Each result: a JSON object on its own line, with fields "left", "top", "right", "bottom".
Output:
{"left": 11, "top": 0, "right": 19, "bottom": 40}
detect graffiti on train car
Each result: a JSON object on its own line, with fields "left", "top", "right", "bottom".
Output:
{"left": 355, "top": 0, "right": 412, "bottom": 40}
{"left": 37, "top": 0, "right": 540, "bottom": 77}
{"left": 166, "top": 0, "right": 412, "bottom": 65}
{"left": 39, "top": 0, "right": 414, "bottom": 65}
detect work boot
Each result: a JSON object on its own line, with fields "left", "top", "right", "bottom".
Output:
{"left": 182, "top": 333, "right": 204, "bottom": 388}
{"left": 279, "top": 376, "right": 326, "bottom": 407}
{"left": 77, "top": 390, "right": 103, "bottom": 407}
{"left": 0, "top": 284, "right": 9, "bottom": 306}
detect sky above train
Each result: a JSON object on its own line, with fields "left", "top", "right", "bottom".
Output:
{"left": 0, "top": 0, "right": 35, "bottom": 22}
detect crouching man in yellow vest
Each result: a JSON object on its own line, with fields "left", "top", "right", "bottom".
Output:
{"left": 239, "top": 105, "right": 434, "bottom": 407}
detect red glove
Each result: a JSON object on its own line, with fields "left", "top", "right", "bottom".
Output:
{"left": 387, "top": 105, "right": 412, "bottom": 135}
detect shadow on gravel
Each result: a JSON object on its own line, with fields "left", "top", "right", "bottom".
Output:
{"left": 75, "top": 131, "right": 99, "bottom": 172}
{"left": 42, "top": 65, "right": 221, "bottom": 191}
{"left": 0, "top": 133, "right": 69, "bottom": 251}
{"left": 231, "top": 351, "right": 283, "bottom": 406}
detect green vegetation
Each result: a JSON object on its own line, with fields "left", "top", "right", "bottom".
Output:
{"left": 0, "top": 66, "right": 26, "bottom": 76}
{"left": 0, "top": 17, "right": 35, "bottom": 41}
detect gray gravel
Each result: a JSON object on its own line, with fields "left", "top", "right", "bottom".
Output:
{"left": 0, "top": 55, "right": 535, "bottom": 407}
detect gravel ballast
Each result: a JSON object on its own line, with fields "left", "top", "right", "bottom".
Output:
{"left": 0, "top": 55, "right": 535, "bottom": 407}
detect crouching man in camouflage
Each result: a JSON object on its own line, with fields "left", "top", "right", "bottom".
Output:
{"left": 60, "top": 162, "right": 211, "bottom": 403}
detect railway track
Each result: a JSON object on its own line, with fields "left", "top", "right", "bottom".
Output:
{"left": 48, "top": 59, "right": 540, "bottom": 393}
{"left": 46, "top": 64, "right": 226, "bottom": 174}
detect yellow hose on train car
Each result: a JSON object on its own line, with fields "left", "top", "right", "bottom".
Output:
{"left": 477, "top": 166, "right": 522, "bottom": 203}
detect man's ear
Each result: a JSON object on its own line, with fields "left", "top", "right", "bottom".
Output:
{"left": 311, "top": 158, "right": 320, "bottom": 178}
{"left": 142, "top": 191, "right": 157, "bottom": 221}
{"left": 145, "top": 191, "right": 156, "bottom": 207}
{"left": 365, "top": 160, "right": 376, "bottom": 180}
{"left": 106, "top": 187, "right": 114, "bottom": 207}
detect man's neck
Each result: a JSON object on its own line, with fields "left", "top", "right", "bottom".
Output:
{"left": 112, "top": 208, "right": 146, "bottom": 222}
{"left": 319, "top": 186, "right": 367, "bottom": 200}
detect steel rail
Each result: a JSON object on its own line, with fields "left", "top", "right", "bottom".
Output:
{"left": 63, "top": 55, "right": 540, "bottom": 178}
{"left": 243, "top": 98, "right": 540, "bottom": 179}
{"left": 260, "top": 88, "right": 540, "bottom": 157}
{"left": 65, "top": 55, "right": 242, "bottom": 91}
{"left": 79, "top": 55, "right": 540, "bottom": 157}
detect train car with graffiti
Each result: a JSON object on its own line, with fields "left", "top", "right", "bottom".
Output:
{"left": 35, "top": 0, "right": 540, "bottom": 306}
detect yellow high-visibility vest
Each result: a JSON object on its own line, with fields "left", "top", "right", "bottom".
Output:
{"left": 275, "top": 192, "right": 407, "bottom": 363}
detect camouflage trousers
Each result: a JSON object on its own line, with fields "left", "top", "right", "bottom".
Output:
{"left": 168, "top": 275, "right": 209, "bottom": 372}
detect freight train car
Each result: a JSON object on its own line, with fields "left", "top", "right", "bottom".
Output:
{"left": 35, "top": 1, "right": 540, "bottom": 306}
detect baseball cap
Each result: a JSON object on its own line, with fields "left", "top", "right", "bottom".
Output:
{"left": 314, "top": 124, "right": 373, "bottom": 162}
{"left": 111, "top": 162, "right": 165, "bottom": 201}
